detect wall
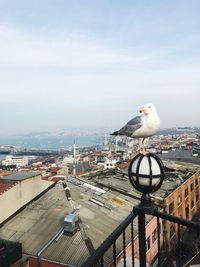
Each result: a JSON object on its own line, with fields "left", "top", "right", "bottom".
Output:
{"left": 29, "top": 257, "right": 67, "bottom": 267}
{"left": 163, "top": 171, "right": 200, "bottom": 249}
{"left": 0, "top": 174, "right": 54, "bottom": 224}
{"left": 116, "top": 215, "right": 163, "bottom": 266}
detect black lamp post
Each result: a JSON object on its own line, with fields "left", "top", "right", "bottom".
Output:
{"left": 128, "top": 152, "right": 165, "bottom": 267}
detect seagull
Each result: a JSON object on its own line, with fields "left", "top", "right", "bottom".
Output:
{"left": 111, "top": 103, "right": 160, "bottom": 154}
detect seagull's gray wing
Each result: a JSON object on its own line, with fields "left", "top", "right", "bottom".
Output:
{"left": 126, "top": 115, "right": 142, "bottom": 126}
{"left": 111, "top": 115, "right": 142, "bottom": 137}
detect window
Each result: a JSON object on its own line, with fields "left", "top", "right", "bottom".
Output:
{"left": 185, "top": 206, "right": 189, "bottom": 218}
{"left": 152, "top": 228, "right": 157, "bottom": 243}
{"left": 185, "top": 188, "right": 188, "bottom": 198}
{"left": 146, "top": 236, "right": 151, "bottom": 252}
{"left": 169, "top": 202, "right": 174, "bottom": 214}
{"left": 170, "top": 224, "right": 175, "bottom": 238}
{"left": 196, "top": 190, "right": 199, "bottom": 202}
{"left": 177, "top": 194, "right": 182, "bottom": 205}
{"left": 190, "top": 183, "right": 194, "bottom": 191}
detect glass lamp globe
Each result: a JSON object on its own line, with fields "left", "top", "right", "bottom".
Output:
{"left": 128, "top": 153, "right": 164, "bottom": 195}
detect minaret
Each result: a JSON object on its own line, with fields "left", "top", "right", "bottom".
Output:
{"left": 73, "top": 140, "right": 76, "bottom": 175}
{"left": 104, "top": 133, "right": 108, "bottom": 148}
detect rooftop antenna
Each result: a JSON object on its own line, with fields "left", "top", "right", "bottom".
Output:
{"left": 62, "top": 181, "right": 95, "bottom": 254}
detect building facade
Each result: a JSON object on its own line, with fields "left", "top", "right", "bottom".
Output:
{"left": 153, "top": 170, "right": 200, "bottom": 250}
{"left": 2, "top": 155, "right": 28, "bottom": 168}
{"left": 0, "top": 172, "right": 54, "bottom": 224}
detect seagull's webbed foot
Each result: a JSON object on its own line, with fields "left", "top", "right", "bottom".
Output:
{"left": 139, "top": 146, "right": 147, "bottom": 155}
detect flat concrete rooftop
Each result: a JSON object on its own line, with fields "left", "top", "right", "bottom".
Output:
{"left": 1, "top": 171, "right": 41, "bottom": 181}
{"left": 0, "top": 178, "right": 139, "bottom": 266}
{"left": 86, "top": 160, "right": 199, "bottom": 200}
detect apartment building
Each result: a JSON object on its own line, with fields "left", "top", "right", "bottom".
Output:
{"left": 2, "top": 155, "right": 28, "bottom": 168}
{"left": 152, "top": 165, "right": 200, "bottom": 250}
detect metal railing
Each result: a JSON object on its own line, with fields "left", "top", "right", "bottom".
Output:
{"left": 81, "top": 204, "right": 200, "bottom": 267}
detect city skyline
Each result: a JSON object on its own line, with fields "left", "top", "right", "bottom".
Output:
{"left": 0, "top": 1, "right": 200, "bottom": 135}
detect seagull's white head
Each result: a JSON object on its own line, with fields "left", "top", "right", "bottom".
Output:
{"left": 139, "top": 103, "right": 157, "bottom": 115}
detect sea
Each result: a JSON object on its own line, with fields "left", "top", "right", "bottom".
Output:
{"left": 0, "top": 134, "right": 103, "bottom": 151}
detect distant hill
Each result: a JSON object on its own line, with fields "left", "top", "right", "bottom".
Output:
{"left": 158, "top": 127, "right": 200, "bottom": 135}
{"left": 16, "top": 128, "right": 110, "bottom": 138}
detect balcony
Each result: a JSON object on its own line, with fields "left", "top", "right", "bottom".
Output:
{"left": 81, "top": 205, "right": 200, "bottom": 267}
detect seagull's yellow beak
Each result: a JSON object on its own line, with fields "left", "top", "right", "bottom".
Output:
{"left": 139, "top": 107, "right": 149, "bottom": 113}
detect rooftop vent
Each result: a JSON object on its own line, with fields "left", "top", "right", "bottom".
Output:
{"left": 63, "top": 212, "right": 79, "bottom": 234}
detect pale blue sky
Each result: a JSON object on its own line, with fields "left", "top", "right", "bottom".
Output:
{"left": 0, "top": 1, "right": 200, "bottom": 135}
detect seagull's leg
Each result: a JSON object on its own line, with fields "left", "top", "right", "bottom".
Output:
{"left": 140, "top": 138, "right": 147, "bottom": 155}
{"left": 143, "top": 138, "right": 148, "bottom": 152}
{"left": 137, "top": 138, "right": 143, "bottom": 153}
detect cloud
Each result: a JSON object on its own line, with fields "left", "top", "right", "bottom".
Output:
{"left": 0, "top": 22, "right": 200, "bottom": 133}
{"left": 0, "top": 24, "right": 143, "bottom": 68}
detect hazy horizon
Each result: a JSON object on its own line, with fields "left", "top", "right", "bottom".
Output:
{"left": 0, "top": 126, "right": 199, "bottom": 150}
{"left": 0, "top": 125, "right": 199, "bottom": 139}
{"left": 0, "top": 1, "right": 200, "bottom": 135}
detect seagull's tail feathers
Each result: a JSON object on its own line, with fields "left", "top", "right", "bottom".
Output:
{"left": 110, "top": 130, "right": 123, "bottom": 136}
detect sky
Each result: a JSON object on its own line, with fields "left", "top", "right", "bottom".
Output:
{"left": 0, "top": 0, "right": 200, "bottom": 136}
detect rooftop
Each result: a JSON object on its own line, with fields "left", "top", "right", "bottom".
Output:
{"left": 1, "top": 159, "right": 198, "bottom": 265}
{"left": 0, "top": 170, "right": 12, "bottom": 177}
{"left": 83, "top": 159, "right": 199, "bottom": 200}
{"left": 0, "top": 178, "right": 140, "bottom": 266}
{"left": 153, "top": 160, "right": 199, "bottom": 199}
{"left": 1, "top": 171, "right": 41, "bottom": 182}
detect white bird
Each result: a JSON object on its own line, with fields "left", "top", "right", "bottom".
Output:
{"left": 111, "top": 103, "right": 160, "bottom": 154}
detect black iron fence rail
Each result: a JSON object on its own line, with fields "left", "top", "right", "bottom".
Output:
{"left": 81, "top": 212, "right": 137, "bottom": 267}
{"left": 153, "top": 209, "right": 200, "bottom": 230}
{"left": 81, "top": 204, "right": 200, "bottom": 267}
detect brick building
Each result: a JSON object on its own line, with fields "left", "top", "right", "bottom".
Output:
{"left": 151, "top": 162, "right": 200, "bottom": 250}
